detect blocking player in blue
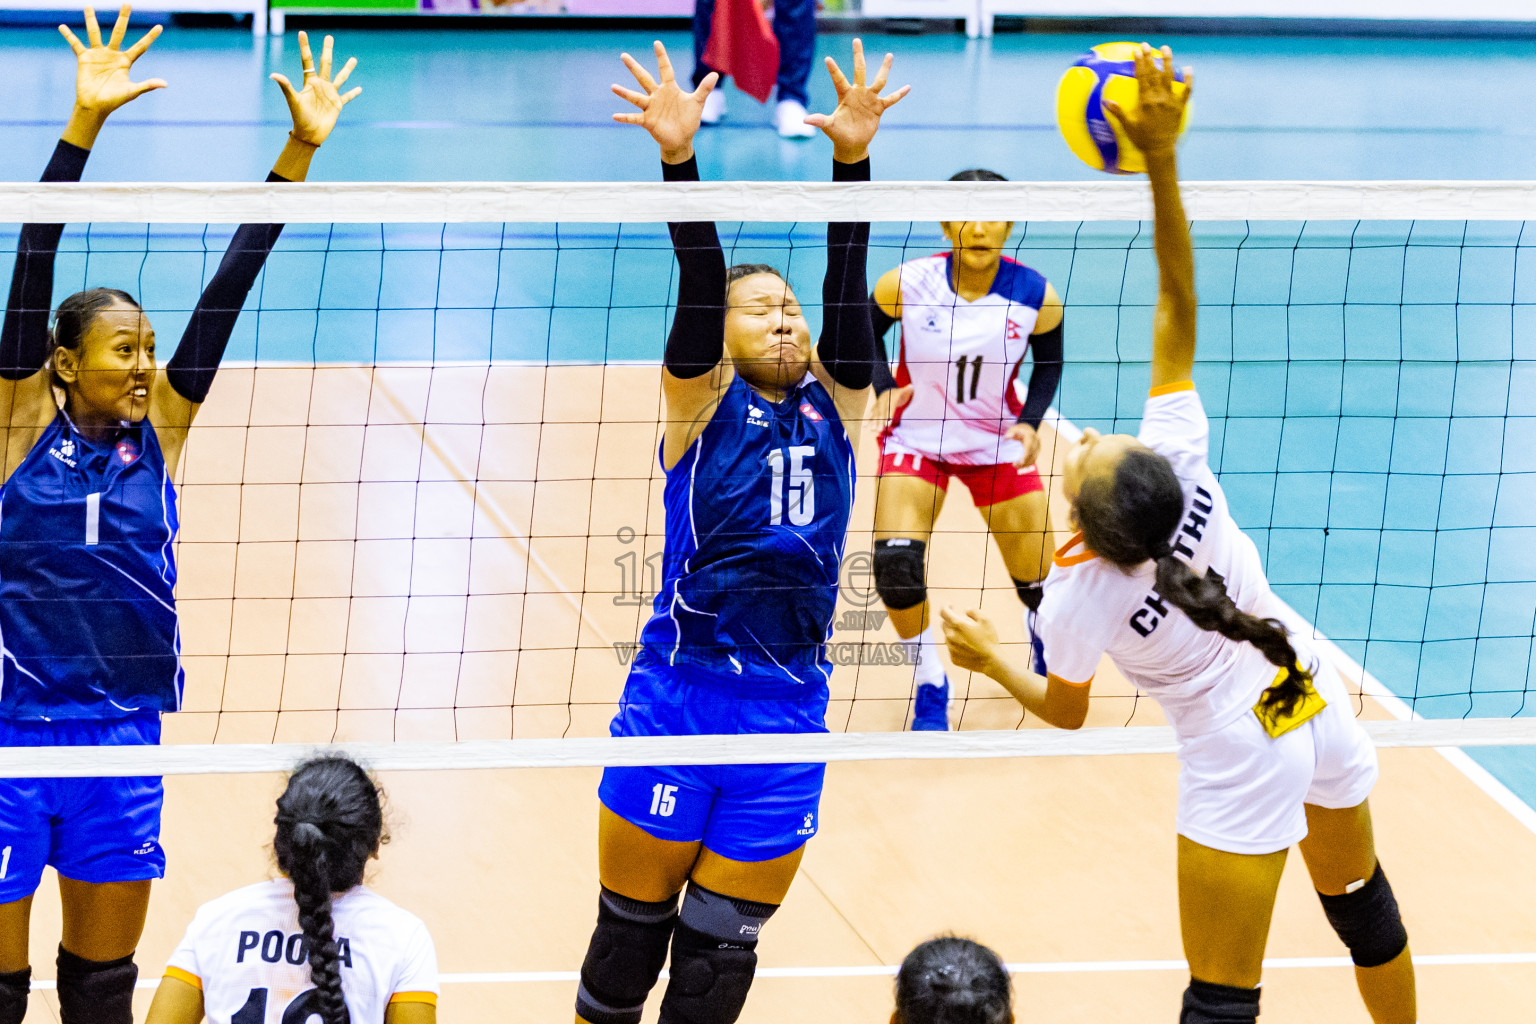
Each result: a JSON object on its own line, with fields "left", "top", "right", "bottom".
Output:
{"left": 577, "top": 38, "right": 907, "bottom": 1024}
{"left": 0, "top": 10, "right": 360, "bottom": 1023}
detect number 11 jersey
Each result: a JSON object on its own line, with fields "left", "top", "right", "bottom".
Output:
{"left": 882, "top": 254, "right": 1050, "bottom": 466}
{"left": 163, "top": 878, "right": 438, "bottom": 1023}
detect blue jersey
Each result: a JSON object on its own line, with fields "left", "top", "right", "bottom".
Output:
{"left": 0, "top": 412, "right": 182, "bottom": 719}
{"left": 638, "top": 374, "right": 855, "bottom": 684}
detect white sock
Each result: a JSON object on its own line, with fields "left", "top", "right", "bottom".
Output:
{"left": 900, "top": 627, "right": 945, "bottom": 687}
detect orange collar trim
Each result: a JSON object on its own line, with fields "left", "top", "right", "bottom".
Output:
{"left": 1053, "top": 532, "right": 1097, "bottom": 567}
{"left": 1149, "top": 380, "right": 1196, "bottom": 397}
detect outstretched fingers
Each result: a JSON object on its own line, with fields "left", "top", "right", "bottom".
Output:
{"left": 297, "top": 30, "right": 314, "bottom": 77}
{"left": 128, "top": 76, "right": 167, "bottom": 99}
{"left": 690, "top": 70, "right": 718, "bottom": 103}
{"left": 58, "top": 24, "right": 86, "bottom": 56}
{"left": 850, "top": 37, "right": 866, "bottom": 85}
{"left": 319, "top": 34, "right": 334, "bottom": 80}
{"left": 270, "top": 72, "right": 298, "bottom": 105}
{"left": 619, "top": 52, "right": 658, "bottom": 94}
{"left": 880, "top": 83, "right": 911, "bottom": 110}
{"left": 332, "top": 55, "right": 358, "bottom": 89}
{"left": 123, "top": 23, "right": 162, "bottom": 62}
{"left": 339, "top": 86, "right": 362, "bottom": 106}
{"left": 611, "top": 83, "right": 648, "bottom": 109}
{"left": 83, "top": 6, "right": 103, "bottom": 48}
{"left": 823, "top": 54, "right": 850, "bottom": 96}
{"left": 868, "top": 50, "right": 893, "bottom": 92}
{"left": 106, "top": 3, "right": 130, "bottom": 50}
{"left": 652, "top": 39, "right": 676, "bottom": 84}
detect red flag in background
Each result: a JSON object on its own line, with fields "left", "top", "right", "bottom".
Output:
{"left": 703, "top": 0, "right": 781, "bottom": 104}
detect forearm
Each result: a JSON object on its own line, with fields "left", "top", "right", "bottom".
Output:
{"left": 1016, "top": 320, "right": 1063, "bottom": 428}
{"left": 983, "top": 655, "right": 1052, "bottom": 717}
{"left": 166, "top": 173, "right": 288, "bottom": 403}
{"left": 662, "top": 156, "right": 726, "bottom": 379}
{"left": 2, "top": 140, "right": 92, "bottom": 379}
{"left": 1147, "top": 148, "right": 1195, "bottom": 309}
{"left": 818, "top": 158, "right": 875, "bottom": 391}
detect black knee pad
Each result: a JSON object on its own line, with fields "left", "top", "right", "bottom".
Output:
{"left": 657, "top": 883, "right": 778, "bottom": 1024}
{"left": 1012, "top": 576, "right": 1044, "bottom": 612}
{"left": 1180, "top": 978, "right": 1260, "bottom": 1024}
{"left": 873, "top": 539, "right": 927, "bottom": 611}
{"left": 1318, "top": 862, "right": 1409, "bottom": 968}
{"left": 576, "top": 887, "right": 680, "bottom": 1024}
{"left": 0, "top": 967, "right": 29, "bottom": 1024}
{"left": 56, "top": 947, "right": 136, "bottom": 1024}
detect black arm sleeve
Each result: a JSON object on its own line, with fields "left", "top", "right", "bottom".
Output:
{"left": 816, "top": 158, "right": 874, "bottom": 391}
{"left": 1016, "top": 318, "right": 1064, "bottom": 429}
{"left": 1, "top": 140, "right": 91, "bottom": 381}
{"left": 661, "top": 156, "right": 727, "bottom": 380}
{"left": 869, "top": 294, "right": 898, "bottom": 394}
{"left": 164, "top": 171, "right": 288, "bottom": 404}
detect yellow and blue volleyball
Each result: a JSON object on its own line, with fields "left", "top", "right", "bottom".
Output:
{"left": 1056, "top": 42, "right": 1190, "bottom": 175}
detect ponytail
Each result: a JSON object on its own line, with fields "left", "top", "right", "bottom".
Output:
{"left": 273, "top": 756, "right": 387, "bottom": 1024}
{"left": 1077, "top": 447, "right": 1310, "bottom": 717}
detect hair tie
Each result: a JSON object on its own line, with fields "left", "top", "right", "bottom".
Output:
{"left": 291, "top": 821, "right": 326, "bottom": 844}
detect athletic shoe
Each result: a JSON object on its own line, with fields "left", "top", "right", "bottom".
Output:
{"left": 1025, "top": 609, "right": 1048, "bottom": 677}
{"left": 911, "top": 679, "right": 950, "bottom": 731}
{"left": 701, "top": 88, "right": 726, "bottom": 125}
{"left": 775, "top": 99, "right": 816, "bottom": 139}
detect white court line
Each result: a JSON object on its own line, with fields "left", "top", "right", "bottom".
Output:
{"left": 75, "top": 952, "right": 1536, "bottom": 990}
{"left": 1044, "top": 408, "right": 1536, "bottom": 838}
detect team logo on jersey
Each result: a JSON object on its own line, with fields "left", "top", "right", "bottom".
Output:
{"left": 799, "top": 403, "right": 822, "bottom": 422}
{"left": 1005, "top": 318, "right": 1024, "bottom": 341}
{"left": 746, "top": 405, "right": 769, "bottom": 428}
{"left": 115, "top": 439, "right": 139, "bottom": 464}
{"left": 49, "top": 438, "right": 78, "bottom": 468}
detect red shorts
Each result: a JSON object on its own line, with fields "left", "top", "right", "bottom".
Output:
{"left": 877, "top": 446, "right": 1044, "bottom": 508}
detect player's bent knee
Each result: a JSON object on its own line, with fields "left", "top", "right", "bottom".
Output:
{"left": 1317, "top": 862, "right": 1409, "bottom": 968}
{"left": 0, "top": 968, "right": 29, "bottom": 1024}
{"left": 577, "top": 887, "right": 680, "bottom": 1024}
{"left": 1180, "top": 978, "right": 1260, "bottom": 1024}
{"left": 873, "top": 539, "right": 927, "bottom": 611}
{"left": 55, "top": 947, "right": 135, "bottom": 1024}
{"left": 657, "top": 883, "right": 778, "bottom": 1024}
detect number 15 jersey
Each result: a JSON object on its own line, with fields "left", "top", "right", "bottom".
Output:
{"left": 164, "top": 878, "right": 438, "bottom": 1024}
{"left": 638, "top": 373, "right": 855, "bottom": 684}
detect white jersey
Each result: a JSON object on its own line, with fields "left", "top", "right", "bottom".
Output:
{"left": 164, "top": 879, "right": 438, "bottom": 1024}
{"left": 882, "top": 254, "right": 1049, "bottom": 465}
{"left": 1038, "top": 385, "right": 1319, "bottom": 739}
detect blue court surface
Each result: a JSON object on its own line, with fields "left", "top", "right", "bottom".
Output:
{"left": 2, "top": 23, "right": 1535, "bottom": 803}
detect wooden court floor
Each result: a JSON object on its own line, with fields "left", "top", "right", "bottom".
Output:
{"left": 12, "top": 365, "right": 1536, "bottom": 1021}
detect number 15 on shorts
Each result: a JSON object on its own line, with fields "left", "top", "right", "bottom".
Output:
{"left": 649, "top": 784, "right": 678, "bottom": 817}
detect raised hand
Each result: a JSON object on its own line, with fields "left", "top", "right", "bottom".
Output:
{"left": 612, "top": 41, "right": 717, "bottom": 164}
{"left": 1102, "top": 43, "right": 1192, "bottom": 161}
{"left": 271, "top": 31, "right": 361, "bottom": 148}
{"left": 59, "top": 5, "right": 165, "bottom": 120}
{"left": 804, "top": 39, "right": 909, "bottom": 164}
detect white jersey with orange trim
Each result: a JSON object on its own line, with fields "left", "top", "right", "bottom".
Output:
{"left": 1037, "top": 385, "right": 1318, "bottom": 739}
{"left": 882, "top": 254, "right": 1049, "bottom": 466}
{"left": 164, "top": 878, "right": 438, "bottom": 1024}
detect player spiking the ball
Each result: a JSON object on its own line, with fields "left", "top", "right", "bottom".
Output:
{"left": 942, "top": 45, "right": 1417, "bottom": 1024}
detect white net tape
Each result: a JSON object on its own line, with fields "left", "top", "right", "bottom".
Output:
{"left": 2, "top": 179, "right": 1535, "bottom": 224}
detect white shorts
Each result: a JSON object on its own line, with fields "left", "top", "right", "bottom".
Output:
{"left": 1175, "top": 665, "right": 1379, "bottom": 855}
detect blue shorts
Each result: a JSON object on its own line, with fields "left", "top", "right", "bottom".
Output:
{"left": 599, "top": 652, "right": 829, "bottom": 863}
{"left": 0, "top": 714, "right": 165, "bottom": 902}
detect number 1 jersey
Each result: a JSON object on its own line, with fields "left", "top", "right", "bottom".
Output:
{"left": 637, "top": 373, "right": 855, "bottom": 684}
{"left": 164, "top": 878, "right": 438, "bottom": 1023}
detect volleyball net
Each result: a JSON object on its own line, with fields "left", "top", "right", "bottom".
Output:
{"left": 3, "top": 178, "right": 1536, "bottom": 774}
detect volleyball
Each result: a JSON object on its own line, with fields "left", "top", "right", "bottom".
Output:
{"left": 1056, "top": 42, "right": 1190, "bottom": 175}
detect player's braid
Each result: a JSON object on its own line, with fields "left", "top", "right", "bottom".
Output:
{"left": 289, "top": 834, "right": 350, "bottom": 1024}
{"left": 273, "top": 756, "right": 388, "bottom": 1024}
{"left": 1077, "top": 447, "right": 1311, "bottom": 716}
